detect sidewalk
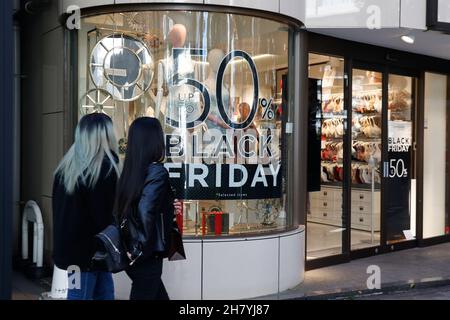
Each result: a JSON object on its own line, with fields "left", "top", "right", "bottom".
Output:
{"left": 260, "top": 242, "right": 450, "bottom": 300}
{"left": 12, "top": 272, "right": 50, "bottom": 300}
{"left": 13, "top": 242, "right": 450, "bottom": 300}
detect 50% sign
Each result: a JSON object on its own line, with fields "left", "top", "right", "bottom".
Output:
{"left": 260, "top": 98, "right": 276, "bottom": 121}
{"left": 383, "top": 159, "right": 408, "bottom": 179}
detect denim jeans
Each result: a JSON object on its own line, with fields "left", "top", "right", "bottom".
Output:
{"left": 67, "top": 271, "right": 114, "bottom": 300}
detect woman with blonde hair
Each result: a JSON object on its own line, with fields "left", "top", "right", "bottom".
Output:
{"left": 52, "top": 113, "right": 120, "bottom": 300}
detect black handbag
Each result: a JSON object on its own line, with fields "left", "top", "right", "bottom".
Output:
{"left": 91, "top": 223, "right": 129, "bottom": 273}
{"left": 167, "top": 221, "right": 186, "bottom": 261}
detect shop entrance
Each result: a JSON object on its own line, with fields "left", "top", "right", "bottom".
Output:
{"left": 306, "top": 54, "right": 418, "bottom": 268}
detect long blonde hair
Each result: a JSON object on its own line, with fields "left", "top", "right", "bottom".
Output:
{"left": 55, "top": 113, "right": 120, "bottom": 194}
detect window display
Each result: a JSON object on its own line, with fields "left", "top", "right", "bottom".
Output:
{"left": 78, "top": 11, "right": 295, "bottom": 237}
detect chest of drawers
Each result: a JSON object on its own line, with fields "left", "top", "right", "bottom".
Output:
{"left": 308, "top": 186, "right": 380, "bottom": 231}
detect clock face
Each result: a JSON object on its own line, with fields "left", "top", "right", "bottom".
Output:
{"left": 90, "top": 33, "right": 154, "bottom": 102}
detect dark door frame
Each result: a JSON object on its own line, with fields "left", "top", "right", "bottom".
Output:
{"left": 427, "top": 0, "right": 450, "bottom": 33}
{"left": 306, "top": 32, "right": 448, "bottom": 270}
{"left": 0, "top": 0, "right": 14, "bottom": 300}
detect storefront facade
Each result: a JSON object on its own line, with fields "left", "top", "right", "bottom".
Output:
{"left": 306, "top": 32, "right": 450, "bottom": 269}
{"left": 4, "top": 0, "right": 449, "bottom": 300}
{"left": 29, "top": 0, "right": 308, "bottom": 300}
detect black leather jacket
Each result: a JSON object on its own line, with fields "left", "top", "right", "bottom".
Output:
{"left": 124, "top": 163, "right": 174, "bottom": 262}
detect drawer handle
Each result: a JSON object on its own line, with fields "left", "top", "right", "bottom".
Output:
{"left": 360, "top": 195, "right": 364, "bottom": 200}
{"left": 359, "top": 218, "right": 364, "bottom": 223}
{"left": 324, "top": 192, "right": 328, "bottom": 196}
{"left": 323, "top": 213, "right": 328, "bottom": 217}
{"left": 324, "top": 202, "right": 328, "bottom": 207}
{"left": 359, "top": 207, "right": 364, "bottom": 211}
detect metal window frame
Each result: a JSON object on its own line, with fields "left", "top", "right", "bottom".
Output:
{"left": 427, "top": 0, "right": 450, "bottom": 33}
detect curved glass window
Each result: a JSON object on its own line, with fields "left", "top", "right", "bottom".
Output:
{"left": 78, "top": 10, "right": 297, "bottom": 237}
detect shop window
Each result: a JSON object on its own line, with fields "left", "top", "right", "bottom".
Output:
{"left": 77, "top": 11, "right": 297, "bottom": 237}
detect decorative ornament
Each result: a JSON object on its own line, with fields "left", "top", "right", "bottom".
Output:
{"left": 79, "top": 88, "right": 114, "bottom": 116}
{"left": 90, "top": 33, "right": 154, "bottom": 102}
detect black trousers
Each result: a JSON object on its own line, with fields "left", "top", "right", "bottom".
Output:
{"left": 126, "top": 257, "right": 169, "bottom": 300}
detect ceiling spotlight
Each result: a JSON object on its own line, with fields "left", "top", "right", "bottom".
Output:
{"left": 401, "top": 34, "right": 415, "bottom": 44}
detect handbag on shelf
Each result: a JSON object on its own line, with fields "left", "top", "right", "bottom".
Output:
{"left": 168, "top": 220, "right": 186, "bottom": 261}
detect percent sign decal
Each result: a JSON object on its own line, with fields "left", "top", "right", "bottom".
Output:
{"left": 260, "top": 98, "right": 275, "bottom": 120}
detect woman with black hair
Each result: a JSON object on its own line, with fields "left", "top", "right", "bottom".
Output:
{"left": 115, "top": 117, "right": 173, "bottom": 300}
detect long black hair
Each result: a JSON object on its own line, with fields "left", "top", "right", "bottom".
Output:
{"left": 114, "top": 117, "right": 165, "bottom": 218}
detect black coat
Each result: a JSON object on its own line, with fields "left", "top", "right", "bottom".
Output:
{"left": 52, "top": 157, "right": 118, "bottom": 271}
{"left": 125, "top": 163, "right": 174, "bottom": 262}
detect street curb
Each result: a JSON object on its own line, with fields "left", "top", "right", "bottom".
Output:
{"left": 289, "top": 278, "right": 450, "bottom": 300}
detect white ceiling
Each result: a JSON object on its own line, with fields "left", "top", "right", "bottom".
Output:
{"left": 312, "top": 28, "right": 450, "bottom": 60}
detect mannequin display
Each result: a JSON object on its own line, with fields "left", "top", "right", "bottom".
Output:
{"left": 149, "top": 24, "right": 198, "bottom": 126}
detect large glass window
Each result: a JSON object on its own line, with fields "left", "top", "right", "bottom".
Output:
{"left": 78, "top": 11, "right": 296, "bottom": 237}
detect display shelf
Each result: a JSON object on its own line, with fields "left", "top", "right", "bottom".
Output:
{"left": 351, "top": 159, "right": 380, "bottom": 164}
{"left": 352, "top": 136, "right": 382, "bottom": 141}
{"left": 351, "top": 111, "right": 381, "bottom": 116}
{"left": 322, "top": 113, "right": 347, "bottom": 119}
{"left": 323, "top": 136, "right": 345, "bottom": 141}
{"left": 321, "top": 181, "right": 344, "bottom": 187}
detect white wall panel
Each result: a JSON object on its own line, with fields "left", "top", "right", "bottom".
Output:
{"left": 280, "top": 0, "right": 305, "bottom": 22}
{"left": 279, "top": 229, "right": 304, "bottom": 291}
{"left": 423, "top": 73, "right": 448, "bottom": 239}
{"left": 113, "top": 272, "right": 132, "bottom": 300}
{"left": 400, "top": 0, "right": 426, "bottom": 30}
{"left": 162, "top": 241, "right": 203, "bottom": 300}
{"left": 304, "top": 0, "right": 400, "bottom": 28}
{"left": 202, "top": 237, "right": 279, "bottom": 300}
{"left": 113, "top": 229, "right": 305, "bottom": 300}
{"left": 202, "top": 0, "right": 280, "bottom": 12}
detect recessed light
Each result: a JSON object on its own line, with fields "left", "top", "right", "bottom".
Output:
{"left": 401, "top": 34, "right": 415, "bottom": 44}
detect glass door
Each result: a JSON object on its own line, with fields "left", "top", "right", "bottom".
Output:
{"left": 306, "top": 53, "right": 347, "bottom": 260}
{"left": 350, "top": 68, "right": 382, "bottom": 251}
